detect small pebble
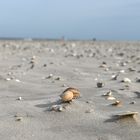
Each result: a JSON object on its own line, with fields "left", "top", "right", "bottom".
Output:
{"left": 55, "top": 76, "right": 61, "bottom": 81}
{"left": 50, "top": 105, "right": 63, "bottom": 112}
{"left": 130, "top": 101, "right": 136, "bottom": 104}
{"left": 85, "top": 109, "right": 94, "bottom": 113}
{"left": 136, "top": 78, "right": 140, "bottom": 83}
{"left": 15, "top": 117, "right": 23, "bottom": 121}
{"left": 97, "top": 82, "right": 104, "bottom": 88}
{"left": 17, "top": 97, "right": 22, "bottom": 100}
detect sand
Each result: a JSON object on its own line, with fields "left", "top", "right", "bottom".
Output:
{"left": 0, "top": 40, "right": 140, "bottom": 140}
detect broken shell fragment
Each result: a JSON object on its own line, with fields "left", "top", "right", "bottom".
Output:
{"left": 106, "top": 96, "right": 116, "bottom": 100}
{"left": 111, "top": 73, "right": 119, "bottom": 80}
{"left": 111, "top": 100, "right": 122, "bottom": 106}
{"left": 121, "top": 78, "right": 131, "bottom": 83}
{"left": 102, "top": 91, "right": 112, "bottom": 96}
{"left": 114, "top": 111, "right": 138, "bottom": 119}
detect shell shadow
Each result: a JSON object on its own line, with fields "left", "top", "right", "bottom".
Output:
{"left": 35, "top": 99, "right": 63, "bottom": 110}
{"left": 105, "top": 115, "right": 138, "bottom": 123}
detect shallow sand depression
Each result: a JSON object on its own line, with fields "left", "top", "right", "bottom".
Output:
{"left": 0, "top": 40, "right": 140, "bottom": 140}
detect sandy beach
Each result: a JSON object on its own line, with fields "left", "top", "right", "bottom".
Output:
{"left": 0, "top": 40, "right": 140, "bottom": 140}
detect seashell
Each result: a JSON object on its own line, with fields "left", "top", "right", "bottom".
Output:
{"left": 111, "top": 100, "right": 122, "bottom": 106}
{"left": 121, "top": 78, "right": 131, "bottom": 83}
{"left": 111, "top": 73, "right": 119, "bottom": 80}
{"left": 114, "top": 111, "right": 138, "bottom": 119}
{"left": 97, "top": 82, "right": 104, "bottom": 88}
{"left": 102, "top": 91, "right": 112, "bottom": 96}
{"left": 15, "top": 79, "right": 21, "bottom": 82}
{"left": 60, "top": 87, "right": 80, "bottom": 102}
{"left": 60, "top": 90, "right": 74, "bottom": 102}
{"left": 120, "top": 70, "right": 125, "bottom": 73}
{"left": 99, "top": 64, "right": 107, "bottom": 68}
{"left": 6, "top": 78, "right": 11, "bottom": 81}
{"left": 62, "top": 87, "right": 80, "bottom": 99}
{"left": 106, "top": 96, "right": 116, "bottom": 100}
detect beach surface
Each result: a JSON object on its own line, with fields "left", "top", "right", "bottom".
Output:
{"left": 0, "top": 40, "right": 140, "bottom": 140}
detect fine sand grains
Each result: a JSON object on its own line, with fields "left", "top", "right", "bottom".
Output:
{"left": 0, "top": 40, "right": 140, "bottom": 140}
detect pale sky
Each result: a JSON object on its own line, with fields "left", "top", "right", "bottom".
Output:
{"left": 0, "top": 0, "right": 140, "bottom": 40}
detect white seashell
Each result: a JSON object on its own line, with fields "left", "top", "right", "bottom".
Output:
{"left": 120, "top": 70, "right": 125, "bottom": 73}
{"left": 122, "top": 78, "right": 131, "bottom": 83}
{"left": 50, "top": 105, "right": 63, "bottom": 112}
{"left": 15, "top": 79, "right": 21, "bottom": 82}
{"left": 106, "top": 96, "right": 116, "bottom": 100}
{"left": 6, "top": 78, "right": 11, "bottom": 81}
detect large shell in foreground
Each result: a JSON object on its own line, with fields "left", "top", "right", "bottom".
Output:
{"left": 115, "top": 111, "right": 138, "bottom": 119}
{"left": 60, "top": 90, "right": 74, "bottom": 102}
{"left": 60, "top": 87, "right": 80, "bottom": 102}
{"left": 63, "top": 87, "right": 80, "bottom": 99}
